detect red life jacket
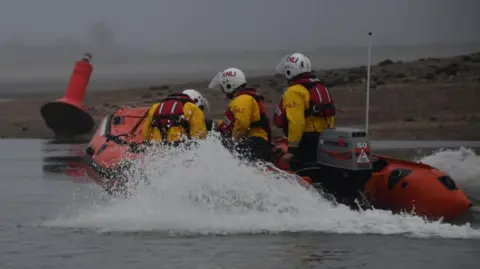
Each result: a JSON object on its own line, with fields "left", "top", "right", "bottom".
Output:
{"left": 218, "top": 88, "right": 272, "bottom": 143}
{"left": 151, "top": 93, "right": 195, "bottom": 140}
{"left": 273, "top": 74, "right": 335, "bottom": 135}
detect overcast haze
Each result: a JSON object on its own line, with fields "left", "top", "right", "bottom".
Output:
{"left": 0, "top": 0, "right": 479, "bottom": 92}
{"left": 1, "top": 0, "right": 479, "bottom": 50}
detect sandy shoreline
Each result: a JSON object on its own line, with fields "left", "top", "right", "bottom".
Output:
{"left": 0, "top": 51, "right": 479, "bottom": 141}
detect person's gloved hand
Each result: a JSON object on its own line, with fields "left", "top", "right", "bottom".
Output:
{"left": 281, "top": 152, "right": 294, "bottom": 163}
{"left": 281, "top": 147, "right": 298, "bottom": 164}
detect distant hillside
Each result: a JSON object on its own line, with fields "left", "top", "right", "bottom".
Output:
{"left": 1, "top": 42, "right": 479, "bottom": 67}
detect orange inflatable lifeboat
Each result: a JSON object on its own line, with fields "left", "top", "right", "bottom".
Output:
{"left": 83, "top": 107, "right": 472, "bottom": 221}
{"left": 83, "top": 106, "right": 150, "bottom": 193}
{"left": 271, "top": 132, "right": 472, "bottom": 221}
{"left": 364, "top": 155, "right": 472, "bottom": 221}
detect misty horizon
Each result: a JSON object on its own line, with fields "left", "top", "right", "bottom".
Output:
{"left": 1, "top": 0, "right": 478, "bottom": 62}
{"left": 0, "top": 0, "right": 478, "bottom": 92}
{"left": 1, "top": 0, "right": 478, "bottom": 52}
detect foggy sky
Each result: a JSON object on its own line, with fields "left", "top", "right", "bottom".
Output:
{"left": 1, "top": 0, "right": 478, "bottom": 52}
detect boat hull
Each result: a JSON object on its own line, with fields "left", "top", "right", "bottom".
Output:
{"left": 83, "top": 106, "right": 473, "bottom": 221}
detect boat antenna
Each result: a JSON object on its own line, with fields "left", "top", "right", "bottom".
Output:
{"left": 365, "top": 31, "right": 372, "bottom": 134}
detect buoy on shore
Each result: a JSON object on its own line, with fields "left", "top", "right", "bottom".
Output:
{"left": 40, "top": 53, "right": 95, "bottom": 138}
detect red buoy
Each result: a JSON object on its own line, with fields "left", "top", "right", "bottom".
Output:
{"left": 40, "top": 53, "right": 95, "bottom": 138}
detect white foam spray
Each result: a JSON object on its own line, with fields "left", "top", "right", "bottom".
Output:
{"left": 43, "top": 134, "right": 480, "bottom": 239}
{"left": 418, "top": 147, "right": 480, "bottom": 192}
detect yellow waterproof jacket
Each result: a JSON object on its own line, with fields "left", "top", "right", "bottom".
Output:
{"left": 281, "top": 84, "right": 335, "bottom": 148}
{"left": 226, "top": 93, "right": 269, "bottom": 142}
{"left": 141, "top": 102, "right": 207, "bottom": 142}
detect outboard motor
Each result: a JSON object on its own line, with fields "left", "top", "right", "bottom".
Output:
{"left": 297, "top": 127, "right": 373, "bottom": 206}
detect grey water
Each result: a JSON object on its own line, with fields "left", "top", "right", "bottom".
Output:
{"left": 1, "top": 139, "right": 480, "bottom": 269}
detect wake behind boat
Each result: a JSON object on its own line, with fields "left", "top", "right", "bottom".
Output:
{"left": 82, "top": 105, "right": 472, "bottom": 221}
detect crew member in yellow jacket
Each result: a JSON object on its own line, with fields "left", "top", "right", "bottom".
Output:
{"left": 141, "top": 89, "right": 209, "bottom": 144}
{"left": 273, "top": 53, "right": 336, "bottom": 169}
{"left": 208, "top": 67, "right": 272, "bottom": 163}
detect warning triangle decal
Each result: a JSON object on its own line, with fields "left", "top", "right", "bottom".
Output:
{"left": 357, "top": 150, "right": 370, "bottom": 163}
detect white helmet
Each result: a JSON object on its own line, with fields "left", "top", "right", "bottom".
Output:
{"left": 182, "top": 89, "right": 210, "bottom": 112}
{"left": 275, "top": 52, "right": 312, "bottom": 80}
{"left": 208, "top": 67, "right": 247, "bottom": 95}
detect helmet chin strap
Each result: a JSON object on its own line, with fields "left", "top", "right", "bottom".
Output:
{"left": 224, "top": 83, "right": 247, "bottom": 100}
